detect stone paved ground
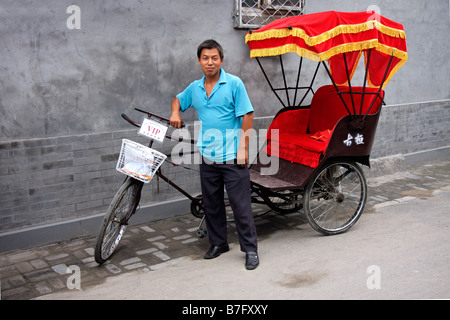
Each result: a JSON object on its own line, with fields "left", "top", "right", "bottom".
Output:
{"left": 0, "top": 160, "right": 449, "bottom": 300}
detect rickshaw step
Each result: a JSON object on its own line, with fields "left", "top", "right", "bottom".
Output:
{"left": 249, "top": 169, "right": 300, "bottom": 191}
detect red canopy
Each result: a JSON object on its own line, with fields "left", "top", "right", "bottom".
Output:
{"left": 245, "top": 11, "right": 408, "bottom": 88}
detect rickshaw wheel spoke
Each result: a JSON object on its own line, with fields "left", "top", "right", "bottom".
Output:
{"left": 304, "top": 160, "right": 367, "bottom": 235}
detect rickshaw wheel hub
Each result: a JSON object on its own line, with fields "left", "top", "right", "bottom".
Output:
{"left": 336, "top": 193, "right": 345, "bottom": 203}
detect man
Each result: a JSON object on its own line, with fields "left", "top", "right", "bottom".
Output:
{"left": 170, "top": 39, "right": 259, "bottom": 270}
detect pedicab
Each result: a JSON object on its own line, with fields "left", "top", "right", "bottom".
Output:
{"left": 94, "top": 10, "right": 407, "bottom": 264}
{"left": 245, "top": 10, "right": 408, "bottom": 235}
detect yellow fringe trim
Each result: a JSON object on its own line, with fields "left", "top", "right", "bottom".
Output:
{"left": 249, "top": 40, "right": 407, "bottom": 88}
{"left": 249, "top": 39, "right": 408, "bottom": 61}
{"left": 245, "top": 20, "right": 405, "bottom": 45}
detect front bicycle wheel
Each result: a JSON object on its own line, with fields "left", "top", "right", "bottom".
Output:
{"left": 303, "top": 160, "right": 367, "bottom": 235}
{"left": 95, "top": 177, "right": 143, "bottom": 264}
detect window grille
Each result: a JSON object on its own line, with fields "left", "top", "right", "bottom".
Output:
{"left": 234, "top": 0, "right": 306, "bottom": 29}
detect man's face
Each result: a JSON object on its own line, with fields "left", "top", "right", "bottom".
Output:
{"left": 198, "top": 48, "right": 223, "bottom": 78}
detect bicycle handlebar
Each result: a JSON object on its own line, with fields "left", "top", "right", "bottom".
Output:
{"left": 121, "top": 113, "right": 141, "bottom": 128}
{"left": 121, "top": 108, "right": 185, "bottom": 128}
{"left": 135, "top": 107, "right": 185, "bottom": 128}
{"left": 121, "top": 110, "right": 194, "bottom": 144}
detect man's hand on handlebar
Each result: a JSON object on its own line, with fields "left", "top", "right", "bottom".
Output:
{"left": 169, "top": 113, "right": 183, "bottom": 128}
{"left": 170, "top": 97, "right": 184, "bottom": 128}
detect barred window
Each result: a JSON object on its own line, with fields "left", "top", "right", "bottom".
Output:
{"left": 234, "top": 0, "right": 306, "bottom": 29}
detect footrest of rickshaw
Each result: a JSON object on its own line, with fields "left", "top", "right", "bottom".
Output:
{"left": 249, "top": 169, "right": 298, "bottom": 191}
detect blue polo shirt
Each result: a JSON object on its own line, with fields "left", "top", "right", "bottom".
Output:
{"left": 177, "top": 69, "right": 254, "bottom": 162}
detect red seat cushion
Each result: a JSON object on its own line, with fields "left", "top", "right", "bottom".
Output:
{"left": 266, "top": 130, "right": 332, "bottom": 168}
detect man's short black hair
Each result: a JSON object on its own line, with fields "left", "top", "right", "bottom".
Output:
{"left": 197, "top": 39, "right": 224, "bottom": 60}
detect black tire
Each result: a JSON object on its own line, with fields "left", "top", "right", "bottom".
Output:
{"left": 190, "top": 195, "right": 205, "bottom": 218}
{"left": 94, "top": 178, "right": 143, "bottom": 264}
{"left": 304, "top": 160, "right": 367, "bottom": 235}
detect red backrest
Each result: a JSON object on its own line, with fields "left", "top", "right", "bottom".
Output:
{"left": 268, "top": 108, "right": 310, "bottom": 134}
{"left": 309, "top": 85, "right": 384, "bottom": 133}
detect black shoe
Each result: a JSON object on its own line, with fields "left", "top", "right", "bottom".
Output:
{"left": 204, "top": 243, "right": 229, "bottom": 259}
{"left": 245, "top": 251, "right": 259, "bottom": 270}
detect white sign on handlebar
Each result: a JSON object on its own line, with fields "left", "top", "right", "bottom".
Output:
{"left": 138, "top": 118, "right": 168, "bottom": 142}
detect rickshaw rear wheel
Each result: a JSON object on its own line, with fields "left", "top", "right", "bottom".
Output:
{"left": 304, "top": 160, "right": 367, "bottom": 235}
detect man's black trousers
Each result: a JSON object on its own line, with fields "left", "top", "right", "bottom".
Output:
{"left": 199, "top": 159, "right": 258, "bottom": 253}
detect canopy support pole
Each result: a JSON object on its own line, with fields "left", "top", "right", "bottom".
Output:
{"left": 343, "top": 53, "right": 356, "bottom": 115}
{"left": 292, "top": 57, "right": 303, "bottom": 106}
{"left": 360, "top": 49, "right": 372, "bottom": 116}
{"left": 297, "top": 61, "right": 320, "bottom": 107}
{"left": 255, "top": 57, "right": 286, "bottom": 108}
{"left": 279, "top": 55, "right": 291, "bottom": 107}
{"left": 364, "top": 53, "right": 394, "bottom": 117}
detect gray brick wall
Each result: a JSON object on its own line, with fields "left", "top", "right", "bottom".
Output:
{"left": 0, "top": 127, "right": 202, "bottom": 232}
{"left": 372, "top": 100, "right": 450, "bottom": 157}
{"left": 1, "top": 101, "right": 449, "bottom": 233}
